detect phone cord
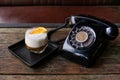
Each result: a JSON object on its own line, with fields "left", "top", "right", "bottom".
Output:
{"left": 47, "top": 18, "right": 70, "bottom": 44}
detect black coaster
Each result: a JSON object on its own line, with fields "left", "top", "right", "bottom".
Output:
{"left": 8, "top": 39, "right": 58, "bottom": 67}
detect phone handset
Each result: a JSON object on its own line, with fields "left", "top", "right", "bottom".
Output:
{"left": 48, "top": 15, "right": 118, "bottom": 45}
{"left": 69, "top": 15, "right": 118, "bottom": 40}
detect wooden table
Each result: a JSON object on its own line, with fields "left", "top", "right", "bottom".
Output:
{"left": 0, "top": 27, "right": 120, "bottom": 80}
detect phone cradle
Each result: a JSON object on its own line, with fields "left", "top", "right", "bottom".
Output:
{"left": 60, "top": 15, "right": 118, "bottom": 67}
{"left": 61, "top": 39, "right": 108, "bottom": 67}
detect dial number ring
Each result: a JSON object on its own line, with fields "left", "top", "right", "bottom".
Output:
{"left": 69, "top": 26, "right": 96, "bottom": 49}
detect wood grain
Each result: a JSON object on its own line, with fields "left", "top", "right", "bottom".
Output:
{"left": 0, "top": 75, "right": 120, "bottom": 80}
{"left": 0, "top": 6, "right": 120, "bottom": 24}
{"left": 0, "top": 0, "right": 119, "bottom": 6}
{"left": 0, "top": 28, "right": 119, "bottom": 75}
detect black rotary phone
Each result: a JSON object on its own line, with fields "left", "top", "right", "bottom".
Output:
{"left": 48, "top": 15, "right": 118, "bottom": 67}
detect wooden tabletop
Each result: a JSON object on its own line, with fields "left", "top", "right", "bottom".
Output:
{"left": 0, "top": 27, "right": 120, "bottom": 80}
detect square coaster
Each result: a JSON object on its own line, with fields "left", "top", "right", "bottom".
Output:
{"left": 8, "top": 39, "right": 58, "bottom": 67}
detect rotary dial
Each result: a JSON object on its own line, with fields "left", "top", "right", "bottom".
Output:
{"left": 69, "top": 26, "right": 96, "bottom": 49}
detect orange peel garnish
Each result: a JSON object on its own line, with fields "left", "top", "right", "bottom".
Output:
{"left": 30, "top": 27, "right": 47, "bottom": 34}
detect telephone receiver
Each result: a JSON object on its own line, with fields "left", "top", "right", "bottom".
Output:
{"left": 47, "top": 15, "right": 118, "bottom": 67}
